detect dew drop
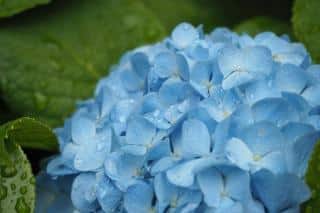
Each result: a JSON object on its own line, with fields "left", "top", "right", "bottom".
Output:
{"left": 29, "top": 177, "right": 35, "bottom": 185}
{"left": 96, "top": 142, "right": 105, "bottom": 152}
{"left": 10, "top": 183, "right": 16, "bottom": 191}
{"left": 1, "top": 165, "right": 17, "bottom": 178}
{"left": 19, "top": 186, "right": 28, "bottom": 195}
{"left": 182, "top": 23, "right": 190, "bottom": 31}
{"left": 74, "top": 158, "right": 83, "bottom": 167}
{"left": 0, "top": 184, "right": 7, "bottom": 200}
{"left": 20, "top": 172, "right": 27, "bottom": 181}
{"left": 15, "top": 197, "right": 31, "bottom": 213}
{"left": 33, "top": 92, "right": 48, "bottom": 111}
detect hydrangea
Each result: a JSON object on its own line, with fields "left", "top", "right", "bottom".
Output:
{"left": 36, "top": 23, "right": 320, "bottom": 213}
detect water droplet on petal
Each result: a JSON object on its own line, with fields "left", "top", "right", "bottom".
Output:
{"left": 96, "top": 142, "right": 105, "bottom": 152}
{"left": 85, "top": 186, "right": 96, "bottom": 203}
{"left": 74, "top": 158, "right": 83, "bottom": 167}
{"left": 182, "top": 23, "right": 190, "bottom": 31}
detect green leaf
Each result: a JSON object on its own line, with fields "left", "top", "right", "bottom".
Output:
{"left": 5, "top": 117, "right": 58, "bottom": 151}
{"left": 0, "top": 117, "right": 57, "bottom": 163}
{"left": 303, "top": 140, "right": 320, "bottom": 212}
{"left": 0, "top": 0, "right": 50, "bottom": 18}
{"left": 293, "top": 0, "right": 320, "bottom": 63}
{"left": 0, "top": 146, "right": 35, "bottom": 213}
{"left": 0, "top": 0, "right": 166, "bottom": 127}
{"left": 0, "top": 117, "right": 55, "bottom": 212}
{"left": 234, "top": 16, "right": 292, "bottom": 36}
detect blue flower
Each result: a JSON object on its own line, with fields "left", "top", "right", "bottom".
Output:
{"left": 39, "top": 22, "right": 320, "bottom": 212}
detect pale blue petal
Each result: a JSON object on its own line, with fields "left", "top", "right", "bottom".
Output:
{"left": 71, "top": 173, "right": 99, "bottom": 212}
{"left": 239, "top": 121, "right": 285, "bottom": 155}
{"left": 197, "top": 168, "right": 223, "bottom": 207}
{"left": 210, "top": 28, "right": 238, "bottom": 44}
{"left": 126, "top": 116, "right": 156, "bottom": 146}
{"left": 104, "top": 152, "right": 144, "bottom": 189}
{"left": 47, "top": 156, "right": 77, "bottom": 176}
{"left": 175, "top": 189, "right": 202, "bottom": 212}
{"left": 147, "top": 138, "right": 171, "bottom": 161}
{"left": 121, "top": 69, "right": 144, "bottom": 92}
{"left": 187, "top": 40, "right": 210, "bottom": 61}
{"left": 224, "top": 167, "right": 251, "bottom": 202}
{"left": 159, "top": 78, "right": 197, "bottom": 106}
{"left": 151, "top": 156, "right": 179, "bottom": 175}
{"left": 188, "top": 107, "right": 217, "bottom": 132}
{"left": 71, "top": 114, "right": 96, "bottom": 144}
{"left": 121, "top": 145, "right": 147, "bottom": 156}
{"left": 275, "top": 64, "right": 308, "bottom": 94}
{"left": 302, "top": 85, "right": 320, "bottom": 107}
{"left": 154, "top": 173, "right": 179, "bottom": 212}
{"left": 190, "top": 62, "right": 215, "bottom": 97}
{"left": 96, "top": 174, "right": 122, "bottom": 213}
{"left": 252, "top": 170, "right": 311, "bottom": 213}
{"left": 124, "top": 181, "right": 154, "bottom": 213}
{"left": 166, "top": 157, "right": 216, "bottom": 187}
{"left": 225, "top": 138, "right": 253, "bottom": 171}
{"left": 130, "top": 52, "right": 150, "bottom": 79}
{"left": 287, "top": 131, "right": 320, "bottom": 176}
{"left": 252, "top": 98, "right": 299, "bottom": 126}
{"left": 281, "top": 92, "right": 311, "bottom": 118}
{"left": 281, "top": 122, "right": 315, "bottom": 146}
{"left": 171, "top": 23, "right": 199, "bottom": 49}
{"left": 181, "top": 119, "right": 211, "bottom": 157}
{"left": 243, "top": 46, "right": 273, "bottom": 76}
{"left": 259, "top": 151, "right": 287, "bottom": 174}
{"left": 245, "top": 80, "right": 281, "bottom": 105}
{"left": 74, "top": 137, "right": 109, "bottom": 171}
{"left": 153, "top": 51, "right": 178, "bottom": 78}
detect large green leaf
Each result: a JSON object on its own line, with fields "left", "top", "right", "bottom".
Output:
{"left": 293, "top": 0, "right": 320, "bottom": 63}
{"left": 0, "top": 0, "right": 50, "bottom": 18}
{"left": 5, "top": 117, "right": 58, "bottom": 151}
{"left": 0, "top": 117, "right": 56, "bottom": 212}
{"left": 0, "top": 0, "right": 166, "bottom": 127}
{"left": 234, "top": 16, "right": 292, "bottom": 36}
{"left": 0, "top": 146, "right": 35, "bottom": 213}
{"left": 303, "top": 140, "right": 320, "bottom": 212}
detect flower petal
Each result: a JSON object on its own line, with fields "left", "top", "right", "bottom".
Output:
{"left": 225, "top": 138, "right": 253, "bottom": 171}
{"left": 124, "top": 181, "right": 154, "bottom": 213}
{"left": 197, "top": 168, "right": 223, "bottom": 207}
{"left": 71, "top": 173, "right": 99, "bottom": 212}
{"left": 181, "top": 119, "right": 211, "bottom": 157}
{"left": 252, "top": 169, "right": 311, "bottom": 213}
{"left": 171, "top": 22, "right": 199, "bottom": 49}
{"left": 96, "top": 174, "right": 122, "bottom": 212}
{"left": 71, "top": 114, "right": 96, "bottom": 144}
{"left": 126, "top": 116, "right": 156, "bottom": 146}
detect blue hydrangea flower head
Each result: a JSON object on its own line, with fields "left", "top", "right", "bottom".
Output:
{"left": 36, "top": 22, "right": 320, "bottom": 213}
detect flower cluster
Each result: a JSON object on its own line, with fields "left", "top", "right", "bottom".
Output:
{"left": 37, "top": 23, "right": 320, "bottom": 213}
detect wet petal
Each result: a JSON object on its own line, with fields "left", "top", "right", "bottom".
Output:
{"left": 181, "top": 119, "right": 211, "bottom": 157}
{"left": 124, "top": 181, "right": 154, "bottom": 213}
{"left": 71, "top": 173, "right": 99, "bottom": 212}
